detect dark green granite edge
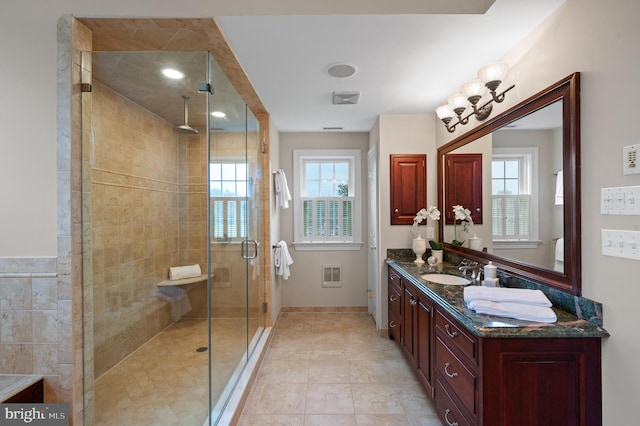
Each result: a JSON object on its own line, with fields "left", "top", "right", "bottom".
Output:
{"left": 387, "top": 248, "right": 607, "bottom": 328}
{"left": 387, "top": 259, "right": 609, "bottom": 339}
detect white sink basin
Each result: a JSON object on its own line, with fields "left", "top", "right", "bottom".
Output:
{"left": 421, "top": 274, "right": 471, "bottom": 285}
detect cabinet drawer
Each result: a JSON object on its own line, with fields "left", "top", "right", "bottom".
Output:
{"left": 389, "top": 268, "right": 402, "bottom": 289}
{"left": 388, "top": 280, "right": 402, "bottom": 317}
{"left": 435, "top": 378, "right": 473, "bottom": 426}
{"left": 435, "top": 309, "right": 478, "bottom": 366}
{"left": 388, "top": 311, "right": 401, "bottom": 342}
{"left": 436, "top": 336, "right": 478, "bottom": 419}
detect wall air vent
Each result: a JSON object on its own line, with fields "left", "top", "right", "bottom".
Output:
{"left": 323, "top": 127, "right": 343, "bottom": 131}
{"left": 322, "top": 264, "right": 342, "bottom": 288}
{"left": 332, "top": 91, "right": 360, "bottom": 105}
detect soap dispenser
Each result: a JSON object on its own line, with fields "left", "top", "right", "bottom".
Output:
{"left": 483, "top": 261, "right": 499, "bottom": 287}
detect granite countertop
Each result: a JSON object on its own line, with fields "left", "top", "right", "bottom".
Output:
{"left": 388, "top": 260, "right": 609, "bottom": 339}
{"left": 0, "top": 375, "right": 43, "bottom": 402}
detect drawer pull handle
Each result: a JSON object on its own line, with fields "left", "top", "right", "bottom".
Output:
{"left": 410, "top": 299, "right": 417, "bottom": 306}
{"left": 445, "top": 324, "right": 458, "bottom": 338}
{"left": 389, "top": 295, "right": 397, "bottom": 302}
{"left": 389, "top": 321, "right": 397, "bottom": 328}
{"left": 444, "top": 362, "right": 459, "bottom": 378}
{"left": 444, "top": 409, "right": 459, "bottom": 426}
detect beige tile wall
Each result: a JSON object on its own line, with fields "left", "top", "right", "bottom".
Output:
{"left": 0, "top": 258, "right": 60, "bottom": 402}
{"left": 90, "top": 80, "right": 183, "bottom": 377}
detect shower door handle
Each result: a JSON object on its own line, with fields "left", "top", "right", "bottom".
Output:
{"left": 241, "top": 239, "right": 259, "bottom": 260}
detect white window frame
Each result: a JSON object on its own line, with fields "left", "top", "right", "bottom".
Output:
{"left": 209, "top": 159, "right": 248, "bottom": 244}
{"left": 492, "top": 147, "right": 541, "bottom": 249}
{"left": 292, "top": 149, "right": 363, "bottom": 251}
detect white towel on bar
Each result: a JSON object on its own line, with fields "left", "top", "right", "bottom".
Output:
{"left": 467, "top": 299, "right": 557, "bottom": 323}
{"left": 169, "top": 264, "right": 201, "bottom": 281}
{"left": 274, "top": 240, "right": 294, "bottom": 280}
{"left": 274, "top": 169, "right": 292, "bottom": 209}
{"left": 464, "top": 286, "right": 552, "bottom": 307}
{"left": 555, "top": 170, "right": 563, "bottom": 205}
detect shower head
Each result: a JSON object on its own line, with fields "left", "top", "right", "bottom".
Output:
{"left": 175, "top": 95, "right": 199, "bottom": 135}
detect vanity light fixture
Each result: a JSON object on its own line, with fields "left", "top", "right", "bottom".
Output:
{"left": 436, "top": 62, "right": 515, "bottom": 133}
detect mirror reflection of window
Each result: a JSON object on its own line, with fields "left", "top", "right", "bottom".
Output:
{"left": 491, "top": 148, "right": 536, "bottom": 242}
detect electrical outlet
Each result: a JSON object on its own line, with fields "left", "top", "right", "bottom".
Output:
{"left": 426, "top": 227, "right": 435, "bottom": 239}
{"left": 623, "top": 144, "right": 639, "bottom": 175}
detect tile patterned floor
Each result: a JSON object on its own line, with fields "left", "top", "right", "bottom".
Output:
{"left": 94, "top": 318, "right": 256, "bottom": 426}
{"left": 238, "top": 312, "right": 442, "bottom": 426}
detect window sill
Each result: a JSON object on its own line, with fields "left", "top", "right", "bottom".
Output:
{"left": 292, "top": 241, "right": 364, "bottom": 251}
{"left": 493, "top": 240, "right": 542, "bottom": 249}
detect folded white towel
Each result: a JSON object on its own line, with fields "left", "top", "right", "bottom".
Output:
{"left": 169, "top": 264, "right": 202, "bottom": 281}
{"left": 467, "top": 300, "right": 557, "bottom": 323}
{"left": 274, "top": 240, "right": 294, "bottom": 280}
{"left": 463, "top": 286, "right": 552, "bottom": 307}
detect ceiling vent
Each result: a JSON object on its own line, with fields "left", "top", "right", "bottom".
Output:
{"left": 332, "top": 91, "right": 360, "bottom": 105}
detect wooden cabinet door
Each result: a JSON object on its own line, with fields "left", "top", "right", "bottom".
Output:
{"left": 390, "top": 154, "right": 426, "bottom": 225}
{"left": 416, "top": 295, "right": 435, "bottom": 398}
{"left": 401, "top": 283, "right": 415, "bottom": 361}
{"left": 444, "top": 153, "right": 482, "bottom": 224}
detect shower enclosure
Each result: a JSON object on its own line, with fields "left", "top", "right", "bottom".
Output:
{"left": 81, "top": 50, "right": 265, "bottom": 425}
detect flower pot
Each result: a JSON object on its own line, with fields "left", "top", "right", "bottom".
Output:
{"left": 431, "top": 249, "right": 443, "bottom": 264}
{"left": 412, "top": 235, "right": 427, "bottom": 264}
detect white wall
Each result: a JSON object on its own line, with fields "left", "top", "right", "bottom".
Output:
{"left": 268, "top": 117, "right": 282, "bottom": 323}
{"left": 375, "top": 114, "right": 436, "bottom": 329}
{"left": 436, "top": 1, "right": 640, "bottom": 423}
{"left": 278, "top": 132, "right": 369, "bottom": 308}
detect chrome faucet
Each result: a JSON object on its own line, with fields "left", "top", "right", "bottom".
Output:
{"left": 459, "top": 260, "right": 482, "bottom": 281}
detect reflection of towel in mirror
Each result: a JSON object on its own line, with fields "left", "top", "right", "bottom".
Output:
{"left": 274, "top": 240, "right": 294, "bottom": 280}
{"left": 274, "top": 169, "right": 292, "bottom": 209}
{"left": 555, "top": 170, "right": 563, "bottom": 205}
{"left": 156, "top": 286, "right": 192, "bottom": 321}
{"left": 554, "top": 237, "right": 565, "bottom": 272}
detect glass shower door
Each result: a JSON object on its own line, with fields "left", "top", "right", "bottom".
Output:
{"left": 208, "top": 56, "right": 264, "bottom": 423}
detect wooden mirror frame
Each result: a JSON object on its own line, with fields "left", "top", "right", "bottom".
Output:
{"left": 437, "top": 73, "right": 581, "bottom": 295}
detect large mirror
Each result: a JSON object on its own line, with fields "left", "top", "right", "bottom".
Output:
{"left": 437, "top": 73, "right": 581, "bottom": 295}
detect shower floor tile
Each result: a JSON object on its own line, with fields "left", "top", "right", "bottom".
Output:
{"left": 239, "top": 312, "right": 440, "bottom": 425}
{"left": 94, "top": 317, "right": 257, "bottom": 426}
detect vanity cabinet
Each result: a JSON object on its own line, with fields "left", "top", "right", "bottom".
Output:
{"left": 387, "top": 264, "right": 603, "bottom": 426}
{"left": 388, "top": 267, "right": 436, "bottom": 397}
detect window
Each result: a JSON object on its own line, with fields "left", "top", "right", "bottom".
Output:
{"left": 491, "top": 147, "right": 540, "bottom": 247}
{"left": 210, "top": 161, "right": 248, "bottom": 242}
{"left": 293, "top": 149, "right": 363, "bottom": 251}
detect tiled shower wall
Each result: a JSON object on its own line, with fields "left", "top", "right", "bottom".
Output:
{"left": 0, "top": 257, "right": 64, "bottom": 402}
{"left": 90, "top": 80, "right": 191, "bottom": 377}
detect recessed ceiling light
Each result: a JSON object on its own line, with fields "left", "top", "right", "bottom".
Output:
{"left": 326, "top": 63, "right": 358, "bottom": 78}
{"left": 211, "top": 111, "right": 226, "bottom": 118}
{"left": 162, "top": 68, "right": 184, "bottom": 79}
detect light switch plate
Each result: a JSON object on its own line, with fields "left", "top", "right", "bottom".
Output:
{"left": 601, "top": 186, "right": 640, "bottom": 215}
{"left": 602, "top": 229, "right": 640, "bottom": 260}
